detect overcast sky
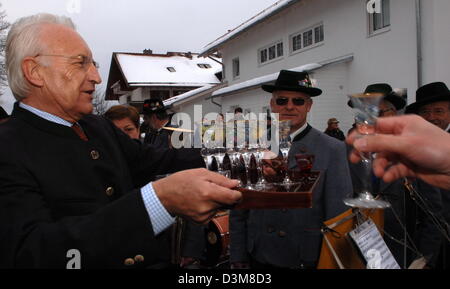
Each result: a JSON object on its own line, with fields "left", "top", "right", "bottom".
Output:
{"left": 0, "top": 0, "right": 277, "bottom": 113}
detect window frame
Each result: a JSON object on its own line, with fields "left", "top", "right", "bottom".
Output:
{"left": 368, "top": 0, "right": 391, "bottom": 37}
{"left": 289, "top": 22, "right": 324, "bottom": 56}
{"left": 197, "top": 63, "right": 212, "bottom": 69}
{"left": 258, "top": 39, "right": 284, "bottom": 66}
{"left": 232, "top": 57, "right": 240, "bottom": 79}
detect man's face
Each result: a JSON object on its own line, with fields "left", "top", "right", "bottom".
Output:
{"left": 32, "top": 24, "right": 102, "bottom": 122}
{"left": 270, "top": 90, "right": 312, "bottom": 132}
{"left": 417, "top": 101, "right": 450, "bottom": 130}
{"left": 329, "top": 122, "right": 339, "bottom": 130}
{"left": 150, "top": 114, "right": 169, "bottom": 130}
{"left": 379, "top": 100, "right": 397, "bottom": 117}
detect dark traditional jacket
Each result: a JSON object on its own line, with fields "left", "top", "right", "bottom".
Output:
{"left": 0, "top": 103, "right": 203, "bottom": 268}
{"left": 230, "top": 126, "right": 352, "bottom": 268}
{"left": 324, "top": 128, "right": 345, "bottom": 141}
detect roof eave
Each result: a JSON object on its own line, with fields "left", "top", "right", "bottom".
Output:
{"left": 199, "top": 0, "right": 301, "bottom": 57}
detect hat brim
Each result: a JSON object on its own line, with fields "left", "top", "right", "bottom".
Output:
{"left": 347, "top": 93, "right": 407, "bottom": 110}
{"left": 405, "top": 93, "right": 450, "bottom": 114}
{"left": 143, "top": 107, "right": 168, "bottom": 114}
{"left": 262, "top": 84, "right": 322, "bottom": 97}
{"left": 383, "top": 94, "right": 407, "bottom": 110}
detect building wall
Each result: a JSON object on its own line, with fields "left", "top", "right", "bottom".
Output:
{"left": 170, "top": 95, "right": 221, "bottom": 129}
{"left": 421, "top": 0, "right": 450, "bottom": 86}
{"left": 173, "top": 0, "right": 450, "bottom": 134}
{"left": 220, "top": 62, "right": 353, "bottom": 132}
{"left": 221, "top": 0, "right": 419, "bottom": 104}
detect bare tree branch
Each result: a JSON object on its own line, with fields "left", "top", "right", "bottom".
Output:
{"left": 92, "top": 90, "right": 109, "bottom": 115}
{"left": 0, "top": 3, "right": 10, "bottom": 96}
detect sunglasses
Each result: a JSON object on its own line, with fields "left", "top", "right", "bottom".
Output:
{"left": 275, "top": 97, "right": 307, "bottom": 106}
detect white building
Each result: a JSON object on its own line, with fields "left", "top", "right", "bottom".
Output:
{"left": 105, "top": 51, "right": 222, "bottom": 112}
{"left": 169, "top": 0, "right": 450, "bottom": 132}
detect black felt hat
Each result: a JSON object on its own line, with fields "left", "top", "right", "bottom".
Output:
{"left": 405, "top": 82, "right": 450, "bottom": 114}
{"left": 347, "top": 83, "right": 406, "bottom": 110}
{"left": 142, "top": 98, "right": 167, "bottom": 114}
{"left": 262, "top": 70, "right": 322, "bottom": 97}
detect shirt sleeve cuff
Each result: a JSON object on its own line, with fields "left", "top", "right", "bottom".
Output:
{"left": 141, "top": 182, "right": 175, "bottom": 235}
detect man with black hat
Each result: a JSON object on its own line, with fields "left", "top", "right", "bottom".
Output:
{"left": 142, "top": 98, "right": 173, "bottom": 149}
{"left": 324, "top": 117, "right": 345, "bottom": 141}
{"left": 406, "top": 82, "right": 450, "bottom": 132}
{"left": 349, "top": 83, "right": 443, "bottom": 268}
{"left": 406, "top": 82, "right": 450, "bottom": 269}
{"left": 230, "top": 70, "right": 352, "bottom": 269}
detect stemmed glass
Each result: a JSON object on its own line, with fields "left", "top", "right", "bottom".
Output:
{"left": 343, "top": 93, "right": 391, "bottom": 209}
{"left": 201, "top": 141, "right": 213, "bottom": 170}
{"left": 213, "top": 145, "right": 227, "bottom": 171}
{"left": 241, "top": 144, "right": 258, "bottom": 189}
{"left": 278, "top": 120, "right": 293, "bottom": 186}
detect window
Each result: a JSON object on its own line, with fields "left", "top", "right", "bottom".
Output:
{"left": 291, "top": 23, "right": 324, "bottom": 54}
{"left": 259, "top": 40, "right": 284, "bottom": 65}
{"left": 167, "top": 67, "right": 176, "bottom": 72}
{"left": 150, "top": 90, "right": 170, "bottom": 100}
{"left": 292, "top": 34, "right": 302, "bottom": 51}
{"left": 260, "top": 49, "right": 268, "bottom": 63}
{"left": 314, "top": 25, "right": 324, "bottom": 43}
{"left": 197, "top": 63, "right": 212, "bottom": 69}
{"left": 232, "top": 58, "right": 240, "bottom": 79}
{"left": 369, "top": 0, "right": 390, "bottom": 35}
{"left": 276, "top": 42, "right": 284, "bottom": 57}
{"left": 303, "top": 30, "right": 313, "bottom": 47}
{"left": 268, "top": 45, "right": 276, "bottom": 60}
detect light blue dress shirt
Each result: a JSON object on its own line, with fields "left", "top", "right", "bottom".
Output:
{"left": 19, "top": 102, "right": 174, "bottom": 235}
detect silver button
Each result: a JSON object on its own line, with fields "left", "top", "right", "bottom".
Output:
{"left": 90, "top": 150, "right": 100, "bottom": 160}
{"left": 106, "top": 187, "right": 114, "bottom": 197}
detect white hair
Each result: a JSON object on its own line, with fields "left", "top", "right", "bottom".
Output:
{"left": 6, "top": 13, "right": 76, "bottom": 100}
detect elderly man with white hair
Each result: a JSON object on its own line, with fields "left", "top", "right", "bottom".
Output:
{"left": 0, "top": 13, "right": 241, "bottom": 269}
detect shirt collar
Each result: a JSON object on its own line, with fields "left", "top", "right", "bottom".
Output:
{"left": 290, "top": 122, "right": 308, "bottom": 141}
{"left": 446, "top": 123, "right": 450, "bottom": 132}
{"left": 19, "top": 102, "right": 74, "bottom": 127}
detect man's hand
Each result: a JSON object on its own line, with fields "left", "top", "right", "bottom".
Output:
{"left": 153, "top": 169, "right": 241, "bottom": 223}
{"left": 346, "top": 115, "right": 450, "bottom": 190}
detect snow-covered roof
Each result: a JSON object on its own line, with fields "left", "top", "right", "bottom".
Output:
{"left": 116, "top": 53, "right": 222, "bottom": 86}
{"left": 200, "top": 0, "right": 300, "bottom": 56}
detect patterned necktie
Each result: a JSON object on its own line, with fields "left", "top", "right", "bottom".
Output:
{"left": 71, "top": 123, "right": 88, "bottom": 141}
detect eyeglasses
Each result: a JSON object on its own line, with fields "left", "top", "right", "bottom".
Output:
{"left": 418, "top": 108, "right": 448, "bottom": 117}
{"left": 275, "top": 97, "right": 307, "bottom": 106}
{"left": 379, "top": 108, "right": 395, "bottom": 115}
{"left": 36, "top": 54, "right": 100, "bottom": 69}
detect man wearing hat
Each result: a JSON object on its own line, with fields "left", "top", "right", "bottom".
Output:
{"left": 406, "top": 82, "right": 450, "bottom": 132}
{"left": 230, "top": 70, "right": 352, "bottom": 269}
{"left": 347, "top": 83, "right": 406, "bottom": 135}
{"left": 142, "top": 98, "right": 173, "bottom": 149}
{"left": 324, "top": 118, "right": 345, "bottom": 141}
{"left": 406, "top": 82, "right": 450, "bottom": 269}
{"left": 349, "top": 83, "right": 443, "bottom": 268}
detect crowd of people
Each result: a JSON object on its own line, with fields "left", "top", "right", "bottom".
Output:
{"left": 0, "top": 12, "right": 449, "bottom": 270}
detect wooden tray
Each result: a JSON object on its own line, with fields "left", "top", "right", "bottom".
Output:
{"left": 233, "top": 171, "right": 321, "bottom": 209}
